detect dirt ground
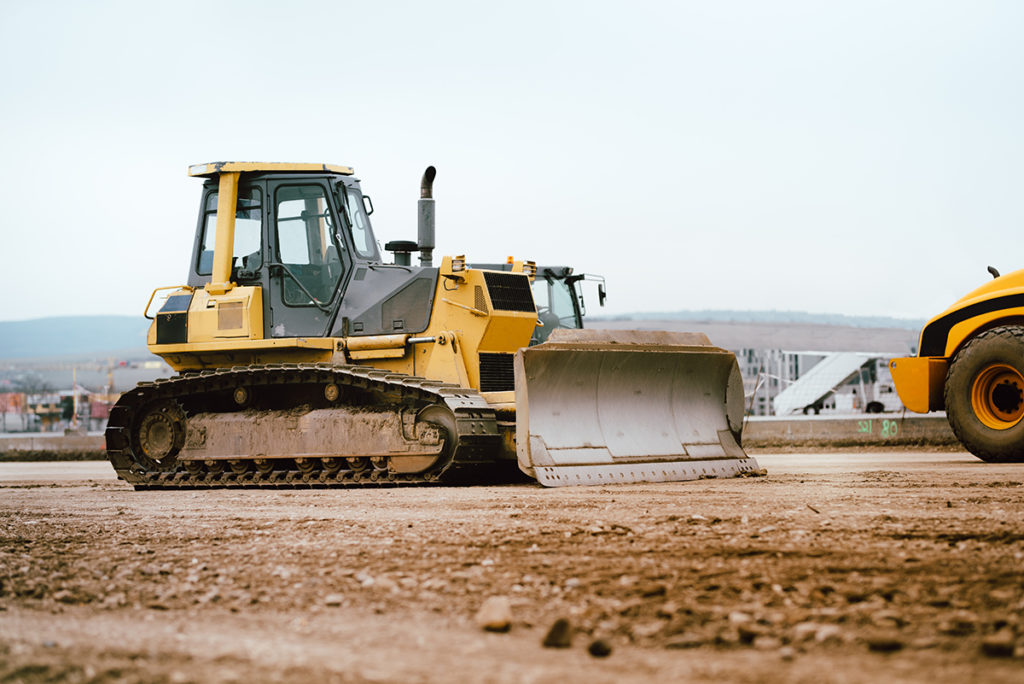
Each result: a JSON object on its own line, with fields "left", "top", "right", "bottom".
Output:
{"left": 1, "top": 451, "right": 1023, "bottom": 683}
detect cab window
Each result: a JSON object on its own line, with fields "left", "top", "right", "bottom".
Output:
{"left": 274, "top": 185, "right": 344, "bottom": 306}
{"left": 342, "top": 187, "right": 377, "bottom": 259}
{"left": 196, "top": 188, "right": 263, "bottom": 276}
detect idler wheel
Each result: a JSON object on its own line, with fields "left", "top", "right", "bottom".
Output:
{"left": 132, "top": 401, "right": 186, "bottom": 471}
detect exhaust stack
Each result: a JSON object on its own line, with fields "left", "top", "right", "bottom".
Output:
{"left": 418, "top": 166, "right": 436, "bottom": 267}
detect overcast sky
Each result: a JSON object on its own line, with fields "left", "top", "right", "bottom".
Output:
{"left": 1, "top": 1, "right": 1021, "bottom": 323}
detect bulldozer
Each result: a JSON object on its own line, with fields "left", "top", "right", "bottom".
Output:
{"left": 890, "top": 266, "right": 1024, "bottom": 462}
{"left": 105, "top": 162, "right": 760, "bottom": 488}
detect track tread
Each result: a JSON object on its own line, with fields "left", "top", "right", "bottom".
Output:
{"left": 105, "top": 363, "right": 501, "bottom": 489}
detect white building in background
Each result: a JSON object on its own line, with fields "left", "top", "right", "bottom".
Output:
{"left": 737, "top": 349, "right": 903, "bottom": 417}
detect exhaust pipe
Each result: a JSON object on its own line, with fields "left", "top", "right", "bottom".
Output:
{"left": 418, "top": 166, "right": 436, "bottom": 267}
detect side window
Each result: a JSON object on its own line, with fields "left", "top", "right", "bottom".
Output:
{"left": 275, "top": 185, "right": 343, "bottom": 306}
{"left": 342, "top": 188, "right": 377, "bottom": 259}
{"left": 196, "top": 187, "right": 263, "bottom": 276}
{"left": 530, "top": 278, "right": 550, "bottom": 311}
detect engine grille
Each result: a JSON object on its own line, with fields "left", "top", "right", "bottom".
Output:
{"left": 482, "top": 271, "right": 535, "bottom": 312}
{"left": 479, "top": 353, "right": 515, "bottom": 392}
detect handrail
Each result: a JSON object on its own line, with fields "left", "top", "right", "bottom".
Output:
{"left": 144, "top": 286, "right": 193, "bottom": 320}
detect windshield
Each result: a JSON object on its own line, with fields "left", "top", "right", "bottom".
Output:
{"left": 531, "top": 275, "right": 580, "bottom": 343}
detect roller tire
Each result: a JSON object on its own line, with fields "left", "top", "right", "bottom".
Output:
{"left": 944, "top": 325, "right": 1024, "bottom": 463}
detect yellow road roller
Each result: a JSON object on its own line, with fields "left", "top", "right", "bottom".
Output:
{"left": 891, "top": 266, "right": 1024, "bottom": 461}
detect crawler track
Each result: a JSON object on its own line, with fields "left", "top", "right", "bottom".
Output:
{"left": 104, "top": 363, "right": 504, "bottom": 489}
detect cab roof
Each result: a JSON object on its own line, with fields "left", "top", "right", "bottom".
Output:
{"left": 188, "top": 161, "right": 355, "bottom": 178}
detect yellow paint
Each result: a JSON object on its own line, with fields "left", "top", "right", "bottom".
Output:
{"left": 507, "top": 259, "right": 537, "bottom": 279}
{"left": 160, "top": 347, "right": 333, "bottom": 371}
{"left": 189, "top": 161, "right": 354, "bottom": 177}
{"left": 153, "top": 336, "right": 334, "bottom": 354}
{"left": 889, "top": 356, "right": 948, "bottom": 413}
{"left": 480, "top": 391, "right": 515, "bottom": 408}
{"left": 146, "top": 163, "right": 540, "bottom": 394}
{"left": 344, "top": 334, "right": 408, "bottom": 350}
{"left": 441, "top": 298, "right": 488, "bottom": 317}
{"left": 915, "top": 268, "right": 1024, "bottom": 357}
{"left": 941, "top": 306, "right": 1024, "bottom": 358}
{"left": 148, "top": 251, "right": 536, "bottom": 401}
{"left": 417, "top": 259, "right": 537, "bottom": 391}
{"left": 206, "top": 171, "right": 239, "bottom": 295}
{"left": 348, "top": 348, "right": 407, "bottom": 360}
{"left": 420, "top": 332, "right": 472, "bottom": 387}
{"left": 151, "top": 335, "right": 335, "bottom": 371}
{"left": 331, "top": 260, "right": 536, "bottom": 394}
{"left": 894, "top": 268, "right": 1024, "bottom": 414}
{"left": 946, "top": 268, "right": 1024, "bottom": 308}
{"left": 187, "top": 286, "right": 263, "bottom": 341}
{"left": 971, "top": 364, "right": 1024, "bottom": 429}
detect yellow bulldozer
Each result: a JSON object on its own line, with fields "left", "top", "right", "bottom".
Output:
{"left": 891, "top": 266, "right": 1024, "bottom": 461}
{"left": 105, "top": 162, "right": 760, "bottom": 488}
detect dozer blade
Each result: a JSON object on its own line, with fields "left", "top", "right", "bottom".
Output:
{"left": 514, "top": 329, "right": 762, "bottom": 487}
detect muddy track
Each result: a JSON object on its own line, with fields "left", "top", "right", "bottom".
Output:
{"left": 105, "top": 363, "right": 504, "bottom": 489}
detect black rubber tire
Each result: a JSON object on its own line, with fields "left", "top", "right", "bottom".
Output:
{"left": 944, "top": 325, "right": 1024, "bottom": 463}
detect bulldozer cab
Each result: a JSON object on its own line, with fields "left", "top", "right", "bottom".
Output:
{"left": 187, "top": 164, "right": 381, "bottom": 338}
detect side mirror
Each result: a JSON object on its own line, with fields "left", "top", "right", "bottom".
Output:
{"left": 598, "top": 283, "right": 607, "bottom": 306}
{"left": 362, "top": 195, "right": 374, "bottom": 216}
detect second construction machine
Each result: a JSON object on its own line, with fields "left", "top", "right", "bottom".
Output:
{"left": 891, "top": 265, "right": 1024, "bottom": 462}
{"left": 106, "top": 162, "right": 759, "bottom": 488}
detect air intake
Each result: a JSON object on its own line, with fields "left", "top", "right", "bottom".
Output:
{"left": 483, "top": 272, "right": 535, "bottom": 312}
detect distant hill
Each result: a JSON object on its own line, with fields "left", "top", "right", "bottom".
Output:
{"left": 0, "top": 316, "right": 150, "bottom": 360}
{"left": 0, "top": 310, "right": 924, "bottom": 362}
{"left": 594, "top": 310, "right": 926, "bottom": 331}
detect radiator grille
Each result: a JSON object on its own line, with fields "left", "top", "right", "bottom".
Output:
{"left": 482, "top": 271, "right": 535, "bottom": 312}
{"left": 479, "top": 353, "right": 515, "bottom": 392}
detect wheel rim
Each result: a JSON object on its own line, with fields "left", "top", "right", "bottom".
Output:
{"left": 971, "top": 364, "right": 1024, "bottom": 430}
